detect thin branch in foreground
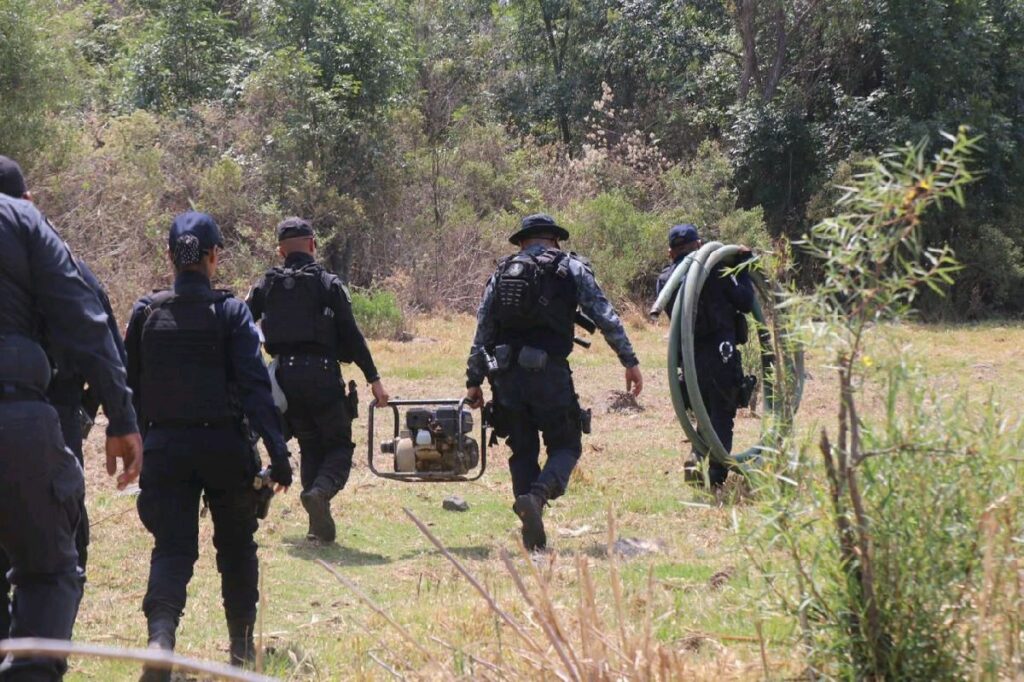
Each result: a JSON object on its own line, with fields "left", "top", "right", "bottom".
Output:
{"left": 0, "top": 638, "right": 277, "bottom": 682}
{"left": 313, "top": 559, "right": 448, "bottom": 675}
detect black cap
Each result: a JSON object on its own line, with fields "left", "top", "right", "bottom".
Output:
{"left": 509, "top": 213, "right": 570, "bottom": 245}
{"left": 668, "top": 223, "right": 699, "bottom": 248}
{"left": 276, "top": 217, "right": 314, "bottom": 241}
{"left": 168, "top": 212, "right": 223, "bottom": 266}
{"left": 0, "top": 156, "right": 28, "bottom": 199}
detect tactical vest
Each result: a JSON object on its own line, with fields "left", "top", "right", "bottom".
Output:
{"left": 491, "top": 248, "right": 576, "bottom": 357}
{"left": 140, "top": 290, "right": 234, "bottom": 425}
{"left": 260, "top": 264, "right": 336, "bottom": 354}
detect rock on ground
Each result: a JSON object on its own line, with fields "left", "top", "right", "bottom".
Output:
{"left": 442, "top": 495, "right": 469, "bottom": 512}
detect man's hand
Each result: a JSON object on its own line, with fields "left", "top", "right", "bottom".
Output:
{"left": 466, "top": 385, "right": 484, "bottom": 409}
{"left": 625, "top": 365, "right": 643, "bottom": 397}
{"left": 370, "top": 380, "right": 390, "bottom": 408}
{"left": 105, "top": 433, "right": 143, "bottom": 490}
{"left": 269, "top": 455, "right": 293, "bottom": 493}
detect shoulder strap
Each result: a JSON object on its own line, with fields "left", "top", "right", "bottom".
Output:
{"left": 142, "top": 290, "right": 176, "bottom": 321}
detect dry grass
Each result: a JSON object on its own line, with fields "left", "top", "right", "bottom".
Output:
{"left": 70, "top": 314, "right": 1024, "bottom": 680}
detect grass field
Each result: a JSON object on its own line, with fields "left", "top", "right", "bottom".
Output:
{"left": 68, "top": 314, "right": 1024, "bottom": 680}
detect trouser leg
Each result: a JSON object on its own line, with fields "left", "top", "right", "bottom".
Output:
{"left": 137, "top": 481, "right": 201, "bottom": 626}
{"left": 531, "top": 363, "right": 582, "bottom": 501}
{"left": 55, "top": 405, "right": 89, "bottom": 574}
{"left": 206, "top": 487, "right": 259, "bottom": 623}
{"left": 0, "top": 402, "right": 83, "bottom": 681}
{"left": 506, "top": 411, "right": 541, "bottom": 499}
{"left": 0, "top": 552, "right": 10, "bottom": 639}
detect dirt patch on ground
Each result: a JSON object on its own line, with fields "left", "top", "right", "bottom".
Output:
{"left": 604, "top": 390, "right": 644, "bottom": 414}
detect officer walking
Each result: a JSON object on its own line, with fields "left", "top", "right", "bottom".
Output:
{"left": 0, "top": 163, "right": 142, "bottom": 680}
{"left": 654, "top": 224, "right": 754, "bottom": 487}
{"left": 465, "top": 214, "right": 643, "bottom": 551}
{"left": 247, "top": 217, "right": 390, "bottom": 544}
{"left": 0, "top": 157, "right": 128, "bottom": 640}
{"left": 124, "top": 212, "right": 292, "bottom": 677}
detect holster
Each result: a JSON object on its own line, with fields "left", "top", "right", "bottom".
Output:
{"left": 346, "top": 380, "right": 359, "bottom": 419}
{"left": 482, "top": 400, "right": 510, "bottom": 445}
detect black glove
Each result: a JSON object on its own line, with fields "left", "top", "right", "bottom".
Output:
{"left": 269, "top": 454, "right": 293, "bottom": 488}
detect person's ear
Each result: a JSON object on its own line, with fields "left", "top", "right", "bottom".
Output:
{"left": 309, "top": 237, "right": 316, "bottom": 254}
{"left": 278, "top": 244, "right": 286, "bottom": 258}
{"left": 167, "top": 249, "right": 175, "bottom": 267}
{"left": 22, "top": 191, "right": 33, "bottom": 204}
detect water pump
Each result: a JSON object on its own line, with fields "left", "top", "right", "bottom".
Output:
{"left": 368, "top": 398, "right": 488, "bottom": 482}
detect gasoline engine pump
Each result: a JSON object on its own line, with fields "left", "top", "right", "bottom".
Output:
{"left": 368, "top": 399, "right": 488, "bottom": 482}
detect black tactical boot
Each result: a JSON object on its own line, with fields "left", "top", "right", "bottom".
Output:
{"left": 138, "top": 612, "right": 177, "bottom": 682}
{"left": 513, "top": 493, "right": 547, "bottom": 552}
{"left": 300, "top": 488, "right": 336, "bottom": 543}
{"left": 228, "top": 619, "right": 256, "bottom": 668}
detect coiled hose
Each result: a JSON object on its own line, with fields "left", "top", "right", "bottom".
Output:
{"left": 650, "top": 242, "right": 804, "bottom": 472}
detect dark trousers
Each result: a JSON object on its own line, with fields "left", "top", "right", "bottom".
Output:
{"left": 0, "top": 401, "right": 84, "bottom": 681}
{"left": 0, "top": 403, "right": 89, "bottom": 645}
{"left": 137, "top": 427, "right": 259, "bottom": 626}
{"left": 276, "top": 358, "right": 354, "bottom": 497}
{"left": 692, "top": 342, "right": 741, "bottom": 486}
{"left": 491, "top": 361, "right": 583, "bottom": 501}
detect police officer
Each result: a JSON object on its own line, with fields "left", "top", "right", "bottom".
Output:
{"left": 654, "top": 224, "right": 754, "bottom": 487}
{"left": 465, "top": 214, "right": 643, "bottom": 551}
{"left": 0, "top": 157, "right": 128, "bottom": 641}
{"left": 247, "top": 217, "right": 390, "bottom": 544}
{"left": 0, "top": 162, "right": 142, "bottom": 680}
{"left": 124, "top": 212, "right": 292, "bottom": 676}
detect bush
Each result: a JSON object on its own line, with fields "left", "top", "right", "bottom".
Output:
{"left": 745, "top": 131, "right": 1024, "bottom": 678}
{"left": 351, "top": 288, "right": 407, "bottom": 340}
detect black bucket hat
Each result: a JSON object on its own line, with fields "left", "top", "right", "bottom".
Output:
{"left": 509, "top": 213, "right": 570, "bottom": 245}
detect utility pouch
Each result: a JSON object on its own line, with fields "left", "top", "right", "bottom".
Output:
{"left": 347, "top": 380, "right": 359, "bottom": 419}
{"left": 737, "top": 374, "right": 758, "bottom": 409}
{"left": 493, "top": 345, "right": 513, "bottom": 372}
{"left": 483, "top": 400, "right": 510, "bottom": 441}
{"left": 517, "top": 346, "right": 548, "bottom": 371}
{"left": 734, "top": 312, "right": 749, "bottom": 345}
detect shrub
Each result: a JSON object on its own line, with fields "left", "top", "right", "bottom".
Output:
{"left": 745, "top": 130, "right": 1024, "bottom": 678}
{"left": 351, "top": 288, "right": 407, "bottom": 340}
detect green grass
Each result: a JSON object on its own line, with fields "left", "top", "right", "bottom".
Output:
{"left": 66, "top": 315, "right": 1024, "bottom": 679}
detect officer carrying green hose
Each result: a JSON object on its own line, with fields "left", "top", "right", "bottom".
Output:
{"left": 650, "top": 224, "right": 803, "bottom": 487}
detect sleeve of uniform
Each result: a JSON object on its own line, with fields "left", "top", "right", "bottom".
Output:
{"left": 123, "top": 301, "right": 148, "bottom": 432}
{"left": 79, "top": 260, "right": 127, "bottom": 365}
{"left": 25, "top": 209, "right": 139, "bottom": 435}
{"left": 466, "top": 276, "right": 497, "bottom": 387}
{"left": 722, "top": 267, "right": 755, "bottom": 314}
{"left": 245, "top": 279, "right": 264, "bottom": 322}
{"left": 330, "top": 281, "right": 380, "bottom": 384}
{"left": 570, "top": 258, "right": 639, "bottom": 368}
{"left": 223, "top": 299, "right": 289, "bottom": 458}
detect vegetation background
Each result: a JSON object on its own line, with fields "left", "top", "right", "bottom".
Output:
{"left": 3, "top": 0, "right": 1024, "bottom": 679}
{"left": 4, "top": 0, "right": 1024, "bottom": 321}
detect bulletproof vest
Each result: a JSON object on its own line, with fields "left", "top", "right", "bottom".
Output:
{"left": 492, "top": 249, "right": 576, "bottom": 357}
{"left": 140, "top": 290, "right": 234, "bottom": 424}
{"left": 260, "top": 264, "right": 336, "bottom": 354}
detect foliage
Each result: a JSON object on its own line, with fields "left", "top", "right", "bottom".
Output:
{"left": 747, "top": 131, "right": 1024, "bottom": 678}
{"left": 350, "top": 288, "right": 407, "bottom": 340}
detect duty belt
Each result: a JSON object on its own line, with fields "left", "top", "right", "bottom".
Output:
{"left": 279, "top": 354, "right": 336, "bottom": 371}
{"left": 146, "top": 417, "right": 236, "bottom": 430}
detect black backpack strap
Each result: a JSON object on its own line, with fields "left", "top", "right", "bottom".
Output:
{"left": 142, "top": 290, "right": 177, "bottom": 321}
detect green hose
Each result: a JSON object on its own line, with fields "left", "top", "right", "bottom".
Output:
{"left": 650, "top": 242, "right": 803, "bottom": 473}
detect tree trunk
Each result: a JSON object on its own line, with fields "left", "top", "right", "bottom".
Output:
{"left": 735, "top": 0, "right": 760, "bottom": 102}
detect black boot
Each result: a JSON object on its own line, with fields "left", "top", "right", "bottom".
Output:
{"left": 138, "top": 611, "right": 176, "bottom": 682}
{"left": 228, "top": 619, "right": 256, "bottom": 668}
{"left": 513, "top": 492, "right": 547, "bottom": 551}
{"left": 300, "top": 487, "right": 336, "bottom": 543}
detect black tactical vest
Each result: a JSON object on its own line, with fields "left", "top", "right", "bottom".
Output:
{"left": 492, "top": 248, "right": 577, "bottom": 357}
{"left": 140, "top": 290, "right": 234, "bottom": 424}
{"left": 260, "top": 264, "right": 336, "bottom": 354}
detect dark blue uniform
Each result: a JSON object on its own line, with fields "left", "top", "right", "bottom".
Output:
{"left": 124, "top": 271, "right": 289, "bottom": 655}
{"left": 468, "top": 245, "right": 638, "bottom": 502}
{"left": 247, "top": 251, "right": 379, "bottom": 528}
{"left": 656, "top": 255, "right": 754, "bottom": 484}
{"left": 0, "top": 259, "right": 125, "bottom": 640}
{"left": 0, "top": 195, "right": 138, "bottom": 680}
